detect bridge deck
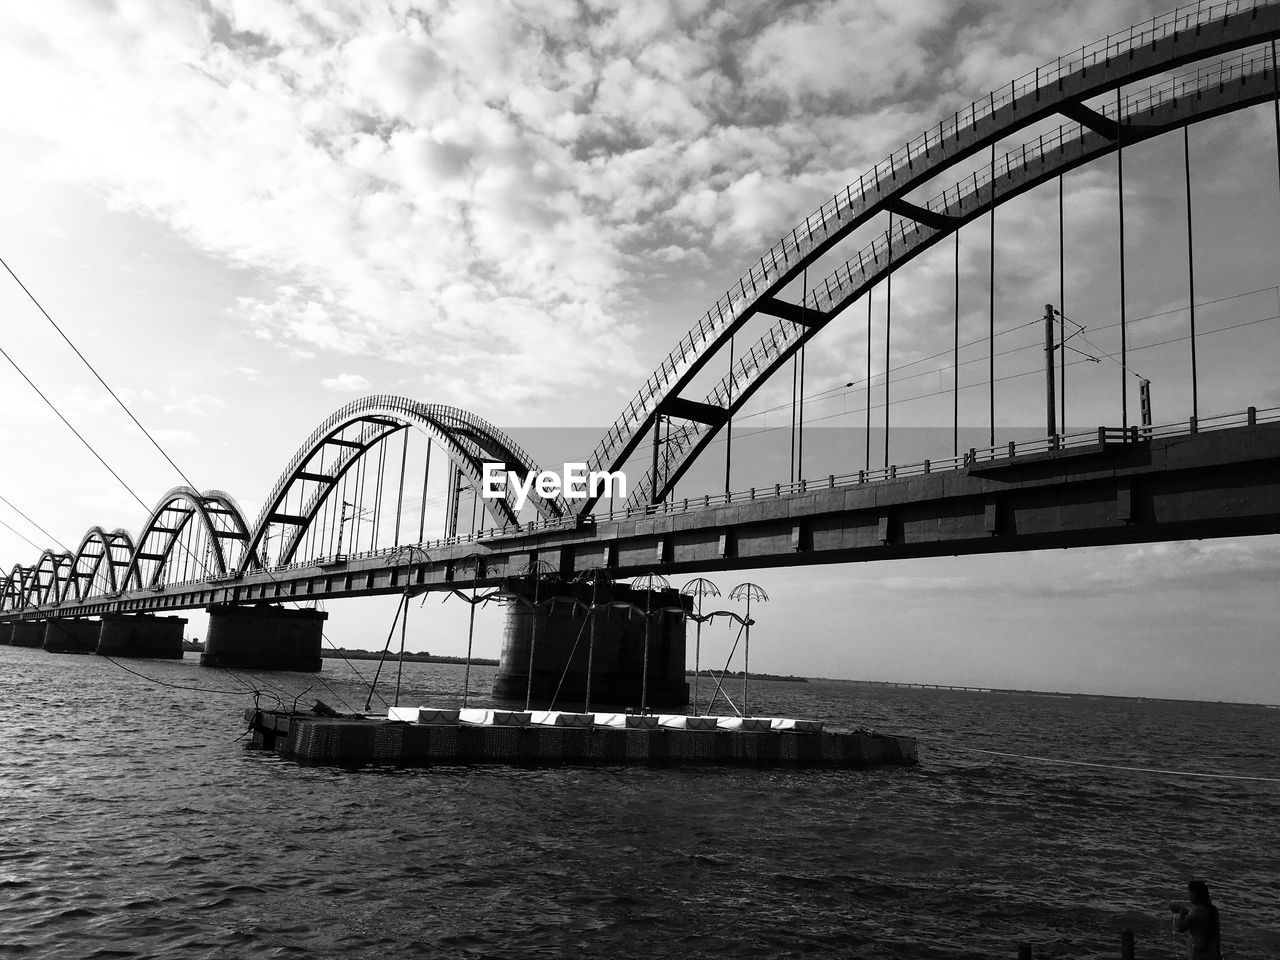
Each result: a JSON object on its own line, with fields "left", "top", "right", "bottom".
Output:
{"left": 5, "top": 416, "right": 1279, "bottom": 619}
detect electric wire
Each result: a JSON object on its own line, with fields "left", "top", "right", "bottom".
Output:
{"left": 0, "top": 341, "right": 150, "bottom": 513}
{"left": 718, "top": 309, "right": 1280, "bottom": 446}
{"left": 724, "top": 284, "right": 1280, "bottom": 435}
{"left": 0, "top": 516, "right": 44, "bottom": 553}
{"left": 0, "top": 492, "right": 72, "bottom": 553}
{"left": 0, "top": 253, "right": 201, "bottom": 492}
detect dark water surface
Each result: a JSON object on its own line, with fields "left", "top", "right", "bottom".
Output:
{"left": 1, "top": 645, "right": 1276, "bottom": 959}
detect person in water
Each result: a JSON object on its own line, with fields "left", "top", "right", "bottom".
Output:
{"left": 1172, "top": 879, "right": 1222, "bottom": 960}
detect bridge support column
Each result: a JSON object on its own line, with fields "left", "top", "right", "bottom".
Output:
{"left": 492, "top": 582, "right": 689, "bottom": 710}
{"left": 10, "top": 621, "right": 42, "bottom": 647}
{"left": 42, "top": 618, "right": 101, "bottom": 654}
{"left": 0, "top": 622, "right": 12, "bottom": 645}
{"left": 201, "top": 603, "right": 326, "bottom": 672}
{"left": 97, "top": 613, "right": 187, "bottom": 659}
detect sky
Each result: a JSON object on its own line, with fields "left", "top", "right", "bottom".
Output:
{"left": 0, "top": 0, "right": 1278, "bottom": 703}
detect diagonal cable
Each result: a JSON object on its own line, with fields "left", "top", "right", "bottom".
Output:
{"left": 0, "top": 341, "right": 149, "bottom": 513}
{"left": 0, "top": 492, "right": 72, "bottom": 552}
{"left": 0, "top": 516, "right": 43, "bottom": 553}
{"left": 0, "top": 254, "right": 199, "bottom": 490}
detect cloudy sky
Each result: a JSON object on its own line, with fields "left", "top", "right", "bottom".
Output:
{"left": 1, "top": 0, "right": 1278, "bottom": 702}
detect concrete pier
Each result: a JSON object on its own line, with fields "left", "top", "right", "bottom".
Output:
{"left": 0, "top": 622, "right": 12, "bottom": 645}
{"left": 97, "top": 613, "right": 187, "bottom": 659}
{"left": 201, "top": 603, "right": 326, "bottom": 671}
{"left": 492, "top": 581, "right": 689, "bottom": 710}
{"left": 42, "top": 618, "right": 100, "bottom": 654}
{"left": 10, "top": 621, "right": 43, "bottom": 647}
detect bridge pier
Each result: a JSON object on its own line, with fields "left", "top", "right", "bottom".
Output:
{"left": 492, "top": 582, "right": 689, "bottom": 710}
{"left": 9, "top": 621, "right": 42, "bottom": 647}
{"left": 201, "top": 603, "right": 326, "bottom": 672}
{"left": 0, "top": 622, "right": 11, "bottom": 645}
{"left": 42, "top": 618, "right": 100, "bottom": 654}
{"left": 97, "top": 613, "right": 187, "bottom": 659}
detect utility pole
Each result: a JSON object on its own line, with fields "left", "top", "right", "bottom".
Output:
{"left": 1044, "top": 303, "right": 1057, "bottom": 441}
{"left": 335, "top": 500, "right": 353, "bottom": 558}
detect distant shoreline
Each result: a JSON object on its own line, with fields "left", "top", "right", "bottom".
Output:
{"left": 688, "top": 670, "right": 808, "bottom": 683}
{"left": 824, "top": 677, "right": 1278, "bottom": 709}
{"left": 322, "top": 648, "right": 499, "bottom": 666}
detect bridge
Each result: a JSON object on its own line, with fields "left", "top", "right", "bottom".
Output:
{"left": 3, "top": 1, "right": 1280, "bottom": 706}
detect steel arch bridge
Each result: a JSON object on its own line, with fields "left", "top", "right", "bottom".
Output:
{"left": 0, "top": 398, "right": 563, "bottom": 612}
{"left": 3, "top": 0, "right": 1280, "bottom": 618}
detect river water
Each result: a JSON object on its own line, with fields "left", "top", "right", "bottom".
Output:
{"left": 1, "top": 645, "right": 1276, "bottom": 959}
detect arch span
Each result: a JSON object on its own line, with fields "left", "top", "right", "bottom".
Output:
{"left": 238, "top": 396, "right": 566, "bottom": 575}
{"left": 579, "top": 0, "right": 1280, "bottom": 515}
{"left": 28, "top": 550, "right": 74, "bottom": 607}
{"left": 626, "top": 46, "right": 1280, "bottom": 506}
{"left": 64, "top": 527, "right": 136, "bottom": 601}
{"left": 1, "top": 564, "right": 31, "bottom": 612}
{"left": 119, "top": 487, "right": 254, "bottom": 590}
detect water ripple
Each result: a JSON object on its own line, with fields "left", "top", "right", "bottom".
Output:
{"left": 2, "top": 648, "right": 1278, "bottom": 958}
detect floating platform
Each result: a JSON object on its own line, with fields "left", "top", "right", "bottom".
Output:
{"left": 245, "top": 705, "right": 918, "bottom": 769}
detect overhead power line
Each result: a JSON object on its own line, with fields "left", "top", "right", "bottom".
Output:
{"left": 0, "top": 254, "right": 199, "bottom": 491}
{"left": 0, "top": 492, "right": 71, "bottom": 553}
{"left": 0, "top": 341, "right": 150, "bottom": 514}
{"left": 0, "top": 516, "right": 43, "bottom": 553}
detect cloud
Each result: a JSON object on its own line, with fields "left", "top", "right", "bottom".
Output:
{"left": 0, "top": 0, "right": 1249, "bottom": 434}
{"left": 161, "top": 393, "right": 228, "bottom": 416}
{"left": 321, "top": 373, "right": 371, "bottom": 392}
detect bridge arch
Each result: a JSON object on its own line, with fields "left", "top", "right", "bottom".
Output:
{"left": 578, "top": 1, "right": 1280, "bottom": 514}
{"left": 27, "top": 550, "right": 74, "bottom": 606}
{"left": 119, "top": 487, "right": 254, "bottom": 590}
{"left": 1, "top": 564, "right": 31, "bottom": 612}
{"left": 63, "top": 527, "right": 136, "bottom": 601}
{"left": 626, "top": 47, "right": 1280, "bottom": 506}
{"left": 238, "top": 396, "right": 567, "bottom": 575}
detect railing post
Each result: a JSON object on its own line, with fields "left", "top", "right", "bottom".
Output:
{"left": 1248, "top": 405, "right": 1258, "bottom": 426}
{"left": 1189, "top": 415, "right": 1198, "bottom": 434}
{"left": 1098, "top": 426, "right": 1107, "bottom": 445}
